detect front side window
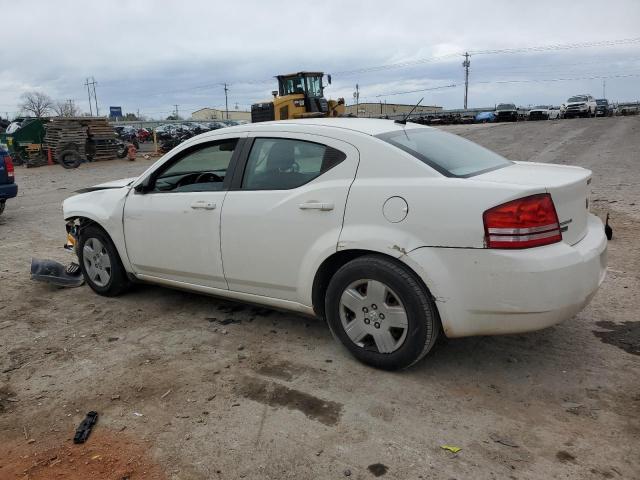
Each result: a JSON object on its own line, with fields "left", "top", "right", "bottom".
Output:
{"left": 377, "top": 128, "right": 511, "bottom": 178}
{"left": 152, "top": 139, "right": 237, "bottom": 192}
{"left": 242, "top": 138, "right": 345, "bottom": 190}
{"left": 281, "top": 77, "right": 305, "bottom": 95}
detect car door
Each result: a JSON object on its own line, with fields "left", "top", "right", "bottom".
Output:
{"left": 123, "top": 136, "right": 242, "bottom": 289}
{"left": 221, "top": 133, "right": 359, "bottom": 302}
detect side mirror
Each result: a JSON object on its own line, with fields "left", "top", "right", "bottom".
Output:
{"left": 272, "top": 90, "right": 278, "bottom": 97}
{"left": 327, "top": 74, "right": 332, "bottom": 85}
{"left": 134, "top": 176, "right": 153, "bottom": 194}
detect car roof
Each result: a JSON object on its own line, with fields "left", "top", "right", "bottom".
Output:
{"left": 216, "top": 118, "right": 431, "bottom": 137}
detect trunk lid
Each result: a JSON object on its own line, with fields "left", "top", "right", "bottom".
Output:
{"left": 475, "top": 161, "right": 591, "bottom": 245}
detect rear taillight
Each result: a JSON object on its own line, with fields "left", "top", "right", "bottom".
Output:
{"left": 483, "top": 193, "right": 562, "bottom": 249}
{"left": 3, "top": 155, "right": 14, "bottom": 181}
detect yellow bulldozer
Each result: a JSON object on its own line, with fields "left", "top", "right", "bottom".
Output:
{"left": 251, "top": 72, "right": 345, "bottom": 122}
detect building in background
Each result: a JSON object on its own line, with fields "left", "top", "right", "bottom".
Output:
{"left": 191, "top": 108, "right": 251, "bottom": 122}
{"left": 344, "top": 102, "right": 442, "bottom": 118}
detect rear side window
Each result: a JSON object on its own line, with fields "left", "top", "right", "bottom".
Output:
{"left": 376, "top": 128, "right": 511, "bottom": 177}
{"left": 242, "top": 138, "right": 345, "bottom": 190}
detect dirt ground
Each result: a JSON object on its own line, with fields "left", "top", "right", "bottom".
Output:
{"left": 1, "top": 116, "right": 638, "bottom": 480}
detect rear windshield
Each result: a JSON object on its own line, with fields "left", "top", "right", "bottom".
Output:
{"left": 497, "top": 104, "right": 516, "bottom": 110}
{"left": 377, "top": 128, "right": 511, "bottom": 177}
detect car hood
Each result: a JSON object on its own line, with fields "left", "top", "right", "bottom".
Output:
{"left": 75, "top": 177, "right": 137, "bottom": 193}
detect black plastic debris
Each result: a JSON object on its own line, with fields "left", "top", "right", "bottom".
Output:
{"left": 605, "top": 213, "right": 613, "bottom": 240}
{"left": 73, "top": 411, "right": 98, "bottom": 444}
{"left": 30, "top": 258, "right": 84, "bottom": 287}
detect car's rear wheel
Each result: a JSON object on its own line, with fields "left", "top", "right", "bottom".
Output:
{"left": 0, "top": 200, "right": 5, "bottom": 216}
{"left": 325, "top": 255, "right": 440, "bottom": 370}
{"left": 78, "top": 225, "right": 129, "bottom": 296}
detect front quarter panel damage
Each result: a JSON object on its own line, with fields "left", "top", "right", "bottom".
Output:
{"left": 63, "top": 187, "right": 133, "bottom": 272}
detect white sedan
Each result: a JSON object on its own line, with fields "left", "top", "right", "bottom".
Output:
{"left": 63, "top": 118, "right": 607, "bottom": 370}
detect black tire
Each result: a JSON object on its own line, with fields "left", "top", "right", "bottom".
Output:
{"left": 0, "top": 200, "right": 5, "bottom": 216}
{"left": 78, "top": 225, "right": 130, "bottom": 296}
{"left": 59, "top": 149, "right": 83, "bottom": 169}
{"left": 325, "top": 255, "right": 440, "bottom": 370}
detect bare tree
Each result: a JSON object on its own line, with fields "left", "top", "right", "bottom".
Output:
{"left": 53, "top": 100, "right": 80, "bottom": 117}
{"left": 19, "top": 91, "right": 54, "bottom": 117}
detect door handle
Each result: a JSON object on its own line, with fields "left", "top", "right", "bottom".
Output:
{"left": 190, "top": 200, "right": 216, "bottom": 210}
{"left": 298, "top": 202, "right": 334, "bottom": 211}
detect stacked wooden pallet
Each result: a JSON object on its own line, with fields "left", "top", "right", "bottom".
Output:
{"left": 43, "top": 117, "right": 118, "bottom": 162}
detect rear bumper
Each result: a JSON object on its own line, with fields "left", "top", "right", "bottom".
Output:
{"left": 404, "top": 214, "right": 607, "bottom": 338}
{"left": 0, "top": 182, "right": 18, "bottom": 200}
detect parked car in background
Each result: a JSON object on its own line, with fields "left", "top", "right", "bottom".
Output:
{"left": 494, "top": 103, "right": 518, "bottom": 122}
{"left": 548, "top": 106, "right": 562, "bottom": 119}
{"left": 561, "top": 94, "right": 597, "bottom": 118}
{"left": 528, "top": 105, "right": 552, "bottom": 121}
{"left": 475, "top": 111, "right": 496, "bottom": 123}
{"left": 0, "top": 143, "right": 17, "bottom": 216}
{"left": 63, "top": 118, "right": 607, "bottom": 370}
{"left": 618, "top": 102, "right": 639, "bottom": 116}
{"left": 595, "top": 99, "right": 612, "bottom": 117}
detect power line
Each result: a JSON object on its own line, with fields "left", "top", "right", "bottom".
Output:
{"left": 103, "top": 37, "right": 640, "bottom": 103}
{"left": 332, "top": 37, "right": 640, "bottom": 77}
{"left": 374, "top": 83, "right": 458, "bottom": 97}
{"left": 470, "top": 37, "right": 640, "bottom": 55}
{"left": 473, "top": 72, "right": 640, "bottom": 85}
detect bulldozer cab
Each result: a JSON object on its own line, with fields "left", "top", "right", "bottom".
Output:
{"left": 252, "top": 71, "right": 344, "bottom": 123}
{"left": 277, "top": 72, "right": 324, "bottom": 98}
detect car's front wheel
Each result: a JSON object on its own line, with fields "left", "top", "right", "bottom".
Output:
{"left": 325, "top": 255, "right": 440, "bottom": 370}
{"left": 78, "top": 225, "right": 130, "bottom": 296}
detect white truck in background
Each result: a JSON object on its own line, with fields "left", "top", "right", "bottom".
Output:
{"left": 561, "top": 94, "right": 597, "bottom": 118}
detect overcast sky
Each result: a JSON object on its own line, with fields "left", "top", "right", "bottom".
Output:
{"left": 2, "top": 0, "right": 639, "bottom": 119}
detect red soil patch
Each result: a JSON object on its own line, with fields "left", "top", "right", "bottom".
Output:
{"left": 0, "top": 429, "right": 166, "bottom": 480}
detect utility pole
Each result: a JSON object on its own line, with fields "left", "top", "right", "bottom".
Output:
{"left": 353, "top": 84, "right": 360, "bottom": 116}
{"left": 224, "top": 83, "right": 229, "bottom": 120}
{"left": 84, "top": 78, "right": 93, "bottom": 116}
{"left": 173, "top": 105, "right": 179, "bottom": 119}
{"left": 602, "top": 79, "right": 606, "bottom": 98}
{"left": 91, "top": 77, "right": 99, "bottom": 116}
{"left": 462, "top": 52, "right": 470, "bottom": 109}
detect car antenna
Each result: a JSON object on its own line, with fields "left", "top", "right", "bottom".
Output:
{"left": 395, "top": 98, "right": 424, "bottom": 125}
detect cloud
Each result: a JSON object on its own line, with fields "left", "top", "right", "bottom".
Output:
{"left": 1, "top": 0, "right": 639, "bottom": 118}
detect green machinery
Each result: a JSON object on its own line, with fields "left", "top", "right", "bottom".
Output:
{"left": 0, "top": 117, "right": 48, "bottom": 167}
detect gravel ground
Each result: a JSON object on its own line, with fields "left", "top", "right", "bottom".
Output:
{"left": 0, "top": 116, "right": 638, "bottom": 480}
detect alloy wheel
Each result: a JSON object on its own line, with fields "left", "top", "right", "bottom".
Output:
{"left": 82, "top": 237, "right": 112, "bottom": 287}
{"left": 339, "top": 279, "right": 408, "bottom": 354}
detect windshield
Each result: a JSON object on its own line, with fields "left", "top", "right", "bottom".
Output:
{"left": 377, "top": 128, "right": 511, "bottom": 177}
{"left": 497, "top": 104, "right": 515, "bottom": 110}
{"left": 568, "top": 96, "right": 587, "bottom": 102}
{"left": 533, "top": 105, "right": 548, "bottom": 109}
{"left": 596, "top": 99, "right": 608, "bottom": 105}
